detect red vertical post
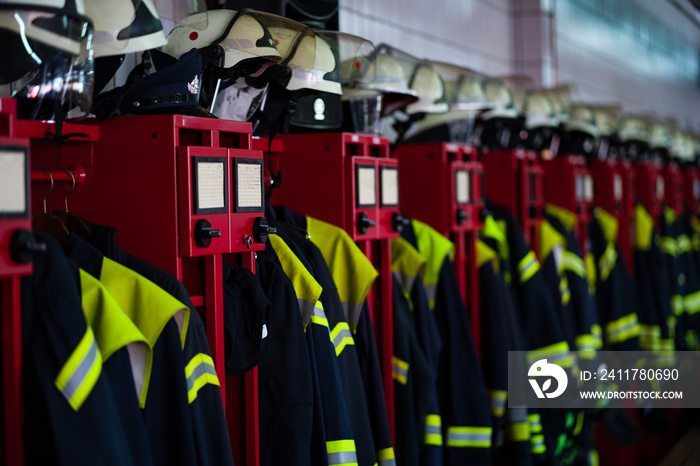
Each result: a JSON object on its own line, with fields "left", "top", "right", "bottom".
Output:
{"left": 239, "top": 251, "right": 259, "bottom": 466}
{"left": 2, "top": 276, "right": 24, "bottom": 466}
{"left": 205, "top": 254, "right": 226, "bottom": 405}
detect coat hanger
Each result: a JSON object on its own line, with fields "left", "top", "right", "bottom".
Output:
{"left": 32, "top": 168, "right": 70, "bottom": 248}
{"left": 56, "top": 168, "right": 92, "bottom": 241}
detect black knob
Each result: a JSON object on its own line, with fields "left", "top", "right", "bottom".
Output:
{"left": 357, "top": 212, "right": 376, "bottom": 234}
{"left": 392, "top": 213, "right": 410, "bottom": 232}
{"left": 10, "top": 230, "right": 46, "bottom": 264}
{"left": 253, "top": 217, "right": 277, "bottom": 243}
{"left": 195, "top": 219, "right": 222, "bottom": 248}
{"left": 456, "top": 209, "right": 470, "bottom": 225}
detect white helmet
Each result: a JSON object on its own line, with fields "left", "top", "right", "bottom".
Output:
{"left": 285, "top": 33, "right": 341, "bottom": 95}
{"left": 84, "top": 0, "right": 166, "bottom": 58}
{"left": 523, "top": 90, "right": 559, "bottom": 130}
{"left": 480, "top": 79, "right": 518, "bottom": 120}
{"left": 164, "top": 9, "right": 283, "bottom": 70}
{"left": 566, "top": 104, "right": 599, "bottom": 138}
{"left": 405, "top": 63, "right": 448, "bottom": 115}
{"left": 0, "top": 0, "right": 94, "bottom": 119}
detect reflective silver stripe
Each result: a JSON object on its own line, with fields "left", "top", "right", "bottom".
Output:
{"left": 340, "top": 301, "right": 363, "bottom": 328}
{"left": 423, "top": 283, "right": 437, "bottom": 306}
{"left": 297, "top": 298, "right": 315, "bottom": 327}
{"left": 392, "top": 271, "right": 416, "bottom": 295}
{"left": 186, "top": 360, "right": 218, "bottom": 392}
{"left": 62, "top": 337, "right": 99, "bottom": 402}
{"left": 446, "top": 429, "right": 492, "bottom": 447}
{"left": 425, "top": 423, "right": 442, "bottom": 436}
{"left": 392, "top": 357, "right": 409, "bottom": 383}
{"left": 379, "top": 458, "right": 397, "bottom": 466}
{"left": 599, "top": 243, "right": 617, "bottom": 281}
{"left": 332, "top": 327, "right": 353, "bottom": 350}
{"left": 327, "top": 450, "right": 358, "bottom": 465}
{"left": 563, "top": 252, "right": 586, "bottom": 278}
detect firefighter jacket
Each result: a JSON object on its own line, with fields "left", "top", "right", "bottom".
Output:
{"left": 391, "top": 236, "right": 443, "bottom": 466}
{"left": 89, "top": 222, "right": 234, "bottom": 466}
{"left": 680, "top": 211, "right": 700, "bottom": 347}
{"left": 476, "top": 237, "right": 533, "bottom": 466}
{"left": 482, "top": 206, "right": 579, "bottom": 466}
{"left": 255, "top": 242, "right": 315, "bottom": 465}
{"left": 401, "top": 219, "right": 492, "bottom": 465}
{"left": 64, "top": 234, "right": 202, "bottom": 466}
{"left": 268, "top": 233, "right": 359, "bottom": 466}
{"left": 544, "top": 206, "right": 602, "bottom": 362}
{"left": 304, "top": 214, "right": 396, "bottom": 466}
{"left": 633, "top": 204, "right": 675, "bottom": 355}
{"left": 659, "top": 206, "right": 700, "bottom": 349}
{"left": 272, "top": 205, "right": 395, "bottom": 465}
{"left": 22, "top": 232, "right": 137, "bottom": 466}
{"left": 588, "top": 207, "right": 642, "bottom": 351}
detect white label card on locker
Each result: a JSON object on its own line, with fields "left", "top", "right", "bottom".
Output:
{"left": 584, "top": 175, "right": 594, "bottom": 202}
{"left": 575, "top": 175, "right": 584, "bottom": 201}
{"left": 237, "top": 162, "right": 262, "bottom": 209}
{"left": 357, "top": 166, "right": 377, "bottom": 206}
{"left": 381, "top": 167, "right": 399, "bottom": 206}
{"left": 197, "top": 161, "right": 225, "bottom": 210}
{"left": 0, "top": 150, "right": 26, "bottom": 214}
{"left": 614, "top": 175, "right": 623, "bottom": 201}
{"left": 656, "top": 176, "right": 665, "bottom": 200}
{"left": 456, "top": 170, "right": 470, "bottom": 204}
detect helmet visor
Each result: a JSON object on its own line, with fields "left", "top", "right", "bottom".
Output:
{"left": 0, "top": 9, "right": 93, "bottom": 119}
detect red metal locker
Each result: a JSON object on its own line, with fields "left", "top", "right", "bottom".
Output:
{"left": 482, "top": 148, "right": 545, "bottom": 250}
{"left": 266, "top": 131, "right": 398, "bottom": 441}
{"left": 28, "top": 114, "right": 266, "bottom": 466}
{"left": 393, "top": 142, "right": 484, "bottom": 357}
{"left": 542, "top": 155, "right": 594, "bottom": 254}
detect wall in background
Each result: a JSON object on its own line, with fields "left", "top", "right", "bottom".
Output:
{"left": 132, "top": 0, "right": 700, "bottom": 130}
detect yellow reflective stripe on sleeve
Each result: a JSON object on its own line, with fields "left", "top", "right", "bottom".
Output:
{"left": 424, "top": 414, "right": 443, "bottom": 446}
{"left": 605, "top": 313, "right": 640, "bottom": 344}
{"left": 575, "top": 334, "right": 597, "bottom": 359}
{"left": 639, "top": 325, "right": 662, "bottom": 352}
{"left": 573, "top": 411, "right": 585, "bottom": 436}
{"left": 591, "top": 324, "right": 603, "bottom": 349}
{"left": 598, "top": 242, "right": 617, "bottom": 282}
{"left": 685, "top": 290, "right": 700, "bottom": 315}
{"left": 392, "top": 356, "right": 409, "bottom": 385}
{"left": 672, "top": 295, "right": 684, "bottom": 316}
{"left": 634, "top": 204, "right": 655, "bottom": 251}
{"left": 560, "top": 276, "right": 571, "bottom": 305}
{"left": 445, "top": 426, "right": 492, "bottom": 448}
{"left": 531, "top": 434, "right": 546, "bottom": 454}
{"left": 527, "top": 341, "right": 572, "bottom": 368}
{"left": 185, "top": 353, "right": 220, "bottom": 404}
{"left": 326, "top": 439, "right": 358, "bottom": 466}
{"left": 377, "top": 447, "right": 396, "bottom": 466}
{"left": 678, "top": 235, "right": 692, "bottom": 254}
{"left": 661, "top": 237, "right": 679, "bottom": 257}
{"left": 311, "top": 302, "right": 329, "bottom": 328}
{"left": 508, "top": 422, "right": 531, "bottom": 442}
{"left": 518, "top": 251, "right": 540, "bottom": 284}
{"left": 331, "top": 322, "right": 355, "bottom": 356}
{"left": 55, "top": 326, "right": 102, "bottom": 411}
{"left": 563, "top": 252, "right": 587, "bottom": 278}
{"left": 585, "top": 252, "right": 596, "bottom": 295}
{"left": 487, "top": 389, "right": 508, "bottom": 418}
